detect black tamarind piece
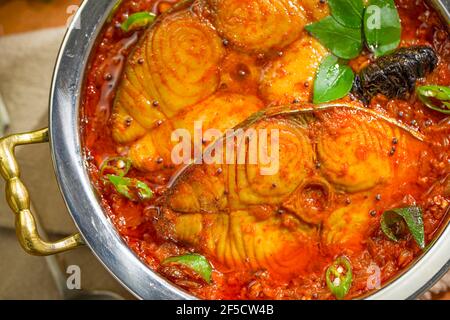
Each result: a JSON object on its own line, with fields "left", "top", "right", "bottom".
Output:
{"left": 352, "top": 46, "right": 438, "bottom": 103}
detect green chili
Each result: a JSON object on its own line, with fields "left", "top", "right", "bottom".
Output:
{"left": 416, "top": 85, "right": 450, "bottom": 114}
{"left": 100, "top": 157, "right": 131, "bottom": 177}
{"left": 162, "top": 254, "right": 213, "bottom": 283}
{"left": 326, "top": 256, "right": 352, "bottom": 299}
{"left": 381, "top": 206, "right": 425, "bottom": 249}
{"left": 121, "top": 12, "right": 156, "bottom": 32}
{"left": 107, "top": 174, "right": 153, "bottom": 201}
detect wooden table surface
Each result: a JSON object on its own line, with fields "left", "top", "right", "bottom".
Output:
{"left": 0, "top": 0, "right": 81, "bottom": 35}
{"left": 0, "top": 0, "right": 448, "bottom": 300}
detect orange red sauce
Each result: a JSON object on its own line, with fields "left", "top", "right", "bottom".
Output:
{"left": 81, "top": 0, "right": 449, "bottom": 299}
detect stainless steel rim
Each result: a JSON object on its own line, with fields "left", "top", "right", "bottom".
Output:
{"left": 49, "top": 0, "right": 194, "bottom": 300}
{"left": 49, "top": 0, "right": 450, "bottom": 300}
{"left": 429, "top": 0, "right": 450, "bottom": 29}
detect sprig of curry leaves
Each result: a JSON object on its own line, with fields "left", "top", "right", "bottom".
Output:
{"left": 305, "top": 16, "right": 362, "bottom": 60}
{"left": 313, "top": 55, "right": 355, "bottom": 104}
{"left": 308, "top": 0, "right": 402, "bottom": 104}
{"left": 364, "top": 0, "right": 402, "bottom": 58}
{"left": 328, "top": 0, "right": 365, "bottom": 29}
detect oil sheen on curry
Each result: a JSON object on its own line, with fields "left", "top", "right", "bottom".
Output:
{"left": 82, "top": 0, "right": 450, "bottom": 299}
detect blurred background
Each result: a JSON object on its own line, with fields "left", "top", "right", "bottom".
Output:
{"left": 0, "top": 0, "right": 448, "bottom": 300}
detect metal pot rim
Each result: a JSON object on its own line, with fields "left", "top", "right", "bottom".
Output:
{"left": 48, "top": 0, "right": 450, "bottom": 300}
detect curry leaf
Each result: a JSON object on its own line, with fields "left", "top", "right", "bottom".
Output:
{"left": 313, "top": 55, "right": 355, "bottom": 104}
{"left": 306, "top": 16, "right": 363, "bottom": 59}
{"left": 364, "top": 0, "right": 401, "bottom": 57}
{"left": 416, "top": 85, "right": 450, "bottom": 114}
{"left": 381, "top": 206, "right": 425, "bottom": 249}
{"left": 163, "top": 254, "right": 213, "bottom": 283}
{"left": 329, "top": 0, "right": 365, "bottom": 29}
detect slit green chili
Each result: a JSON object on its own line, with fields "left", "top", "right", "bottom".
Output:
{"left": 162, "top": 254, "right": 213, "bottom": 283}
{"left": 326, "top": 256, "right": 353, "bottom": 299}
{"left": 416, "top": 85, "right": 450, "bottom": 114}
{"left": 107, "top": 174, "right": 153, "bottom": 201}
{"left": 121, "top": 12, "right": 156, "bottom": 32}
{"left": 100, "top": 156, "right": 132, "bottom": 177}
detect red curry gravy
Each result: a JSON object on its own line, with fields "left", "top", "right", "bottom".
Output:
{"left": 81, "top": 0, "right": 449, "bottom": 299}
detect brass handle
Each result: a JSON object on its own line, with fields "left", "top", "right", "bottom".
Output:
{"left": 0, "top": 128, "right": 84, "bottom": 256}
